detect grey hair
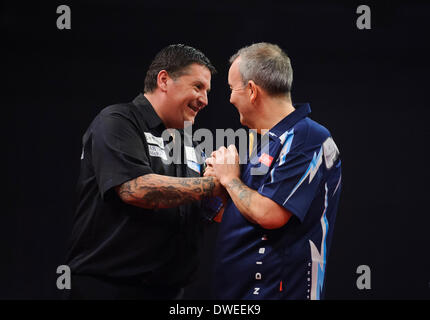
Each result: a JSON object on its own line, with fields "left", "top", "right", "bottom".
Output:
{"left": 229, "top": 42, "right": 293, "bottom": 96}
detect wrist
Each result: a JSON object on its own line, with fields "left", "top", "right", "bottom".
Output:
{"left": 221, "top": 175, "right": 237, "bottom": 188}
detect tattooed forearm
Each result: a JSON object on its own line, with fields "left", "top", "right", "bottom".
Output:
{"left": 224, "top": 177, "right": 259, "bottom": 225}
{"left": 226, "top": 178, "right": 253, "bottom": 208}
{"left": 117, "top": 174, "right": 217, "bottom": 209}
{"left": 139, "top": 186, "right": 196, "bottom": 208}
{"left": 222, "top": 177, "right": 292, "bottom": 229}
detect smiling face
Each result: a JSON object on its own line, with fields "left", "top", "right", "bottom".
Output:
{"left": 228, "top": 57, "right": 253, "bottom": 128}
{"left": 164, "top": 63, "right": 211, "bottom": 128}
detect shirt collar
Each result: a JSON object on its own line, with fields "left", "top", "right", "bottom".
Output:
{"left": 268, "top": 103, "right": 311, "bottom": 138}
{"left": 132, "top": 93, "right": 165, "bottom": 130}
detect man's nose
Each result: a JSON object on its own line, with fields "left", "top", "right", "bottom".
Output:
{"left": 198, "top": 91, "right": 208, "bottom": 107}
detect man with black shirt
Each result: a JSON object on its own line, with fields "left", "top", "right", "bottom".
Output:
{"left": 65, "top": 44, "right": 224, "bottom": 299}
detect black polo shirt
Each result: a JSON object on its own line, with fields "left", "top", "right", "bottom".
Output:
{"left": 66, "top": 93, "right": 210, "bottom": 288}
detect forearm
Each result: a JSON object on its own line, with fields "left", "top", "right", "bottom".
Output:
{"left": 223, "top": 177, "right": 292, "bottom": 229}
{"left": 117, "top": 174, "right": 216, "bottom": 209}
{"left": 206, "top": 145, "right": 291, "bottom": 228}
{"left": 223, "top": 177, "right": 265, "bottom": 225}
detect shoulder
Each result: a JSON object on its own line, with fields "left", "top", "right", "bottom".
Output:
{"left": 89, "top": 102, "right": 142, "bottom": 135}
{"left": 94, "top": 102, "right": 142, "bottom": 126}
{"left": 293, "top": 117, "right": 331, "bottom": 146}
{"left": 98, "top": 102, "right": 136, "bottom": 119}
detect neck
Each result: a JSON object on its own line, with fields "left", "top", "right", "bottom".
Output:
{"left": 144, "top": 92, "right": 171, "bottom": 128}
{"left": 253, "top": 96, "right": 295, "bottom": 134}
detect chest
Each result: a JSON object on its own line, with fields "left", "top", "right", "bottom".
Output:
{"left": 142, "top": 130, "right": 202, "bottom": 178}
{"left": 242, "top": 136, "right": 282, "bottom": 189}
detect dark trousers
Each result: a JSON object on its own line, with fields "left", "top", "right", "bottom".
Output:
{"left": 62, "top": 274, "right": 184, "bottom": 300}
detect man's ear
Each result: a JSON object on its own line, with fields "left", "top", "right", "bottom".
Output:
{"left": 157, "top": 70, "right": 170, "bottom": 92}
{"left": 248, "top": 80, "right": 259, "bottom": 103}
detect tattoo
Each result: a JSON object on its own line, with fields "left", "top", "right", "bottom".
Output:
{"left": 226, "top": 178, "right": 252, "bottom": 208}
{"left": 118, "top": 174, "right": 216, "bottom": 209}
{"left": 202, "top": 177, "right": 215, "bottom": 194}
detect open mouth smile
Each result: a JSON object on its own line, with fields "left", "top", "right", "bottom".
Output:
{"left": 187, "top": 104, "right": 200, "bottom": 113}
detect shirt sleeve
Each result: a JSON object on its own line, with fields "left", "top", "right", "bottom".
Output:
{"left": 91, "top": 112, "right": 153, "bottom": 200}
{"left": 257, "top": 142, "right": 324, "bottom": 222}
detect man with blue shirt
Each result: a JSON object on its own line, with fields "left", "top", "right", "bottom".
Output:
{"left": 205, "top": 43, "right": 342, "bottom": 300}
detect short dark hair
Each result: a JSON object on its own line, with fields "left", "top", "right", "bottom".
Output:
{"left": 230, "top": 42, "right": 293, "bottom": 96}
{"left": 144, "top": 44, "right": 216, "bottom": 93}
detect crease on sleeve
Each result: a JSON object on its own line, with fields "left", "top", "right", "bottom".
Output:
{"left": 91, "top": 113, "right": 154, "bottom": 200}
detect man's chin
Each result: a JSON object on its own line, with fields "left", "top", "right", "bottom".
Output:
{"left": 183, "top": 116, "right": 196, "bottom": 127}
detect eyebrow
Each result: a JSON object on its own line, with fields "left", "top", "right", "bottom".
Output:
{"left": 194, "top": 81, "right": 211, "bottom": 92}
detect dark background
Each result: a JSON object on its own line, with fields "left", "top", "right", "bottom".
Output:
{"left": 2, "top": 0, "right": 429, "bottom": 299}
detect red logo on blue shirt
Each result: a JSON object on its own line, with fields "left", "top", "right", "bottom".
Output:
{"left": 259, "top": 153, "right": 273, "bottom": 167}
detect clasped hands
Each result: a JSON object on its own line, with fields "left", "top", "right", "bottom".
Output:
{"left": 204, "top": 145, "right": 240, "bottom": 189}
